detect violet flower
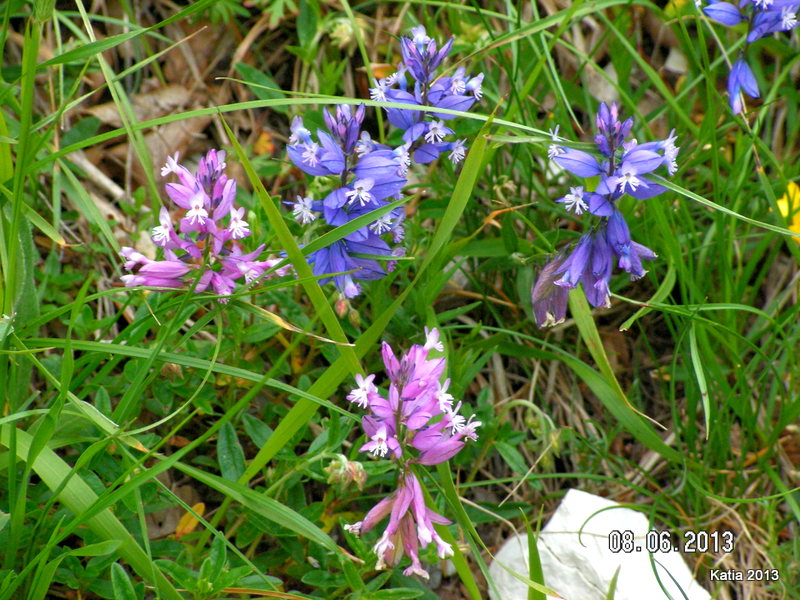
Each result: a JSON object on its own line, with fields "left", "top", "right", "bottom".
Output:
{"left": 532, "top": 103, "right": 677, "bottom": 327}
{"left": 119, "top": 150, "right": 287, "bottom": 301}
{"left": 370, "top": 25, "right": 483, "bottom": 165}
{"left": 342, "top": 327, "right": 480, "bottom": 578}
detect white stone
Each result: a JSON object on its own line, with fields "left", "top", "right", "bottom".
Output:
{"left": 664, "top": 48, "right": 689, "bottom": 74}
{"left": 488, "top": 489, "right": 710, "bottom": 600}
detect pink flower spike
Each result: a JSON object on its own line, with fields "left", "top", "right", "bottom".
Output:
{"left": 407, "top": 474, "right": 434, "bottom": 545}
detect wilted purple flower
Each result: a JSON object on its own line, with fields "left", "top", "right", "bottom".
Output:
{"left": 344, "top": 472, "right": 453, "bottom": 578}
{"left": 119, "top": 150, "right": 286, "bottom": 301}
{"left": 342, "top": 328, "right": 479, "bottom": 578}
{"left": 370, "top": 26, "right": 483, "bottom": 165}
{"left": 533, "top": 103, "right": 669, "bottom": 326}
{"left": 701, "top": 0, "right": 798, "bottom": 113}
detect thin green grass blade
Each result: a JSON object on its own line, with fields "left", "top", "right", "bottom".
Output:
{"left": 429, "top": 464, "right": 484, "bottom": 600}
{"left": 0, "top": 110, "right": 12, "bottom": 183}
{"left": 39, "top": 0, "right": 216, "bottom": 68}
{"left": 618, "top": 264, "right": 676, "bottom": 331}
{"left": 37, "top": 96, "right": 540, "bottom": 174}
{"left": 433, "top": 463, "right": 554, "bottom": 598}
{"left": 605, "top": 566, "right": 621, "bottom": 600}
{"left": 24, "top": 337, "right": 357, "bottom": 421}
{"left": 58, "top": 159, "right": 119, "bottom": 250}
{"left": 521, "top": 513, "right": 545, "bottom": 600}
{"left": 568, "top": 290, "right": 640, "bottom": 408}
{"left": 596, "top": 11, "right": 698, "bottom": 134}
{"left": 4, "top": 16, "right": 41, "bottom": 316}
{"left": 660, "top": 177, "right": 797, "bottom": 238}
{"left": 72, "top": 0, "right": 160, "bottom": 204}
{"left": 688, "top": 323, "right": 711, "bottom": 440}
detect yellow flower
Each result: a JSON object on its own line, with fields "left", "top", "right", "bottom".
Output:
{"left": 776, "top": 182, "right": 800, "bottom": 242}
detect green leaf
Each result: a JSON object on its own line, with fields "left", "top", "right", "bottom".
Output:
{"left": 297, "top": 0, "right": 319, "bottom": 48}
{"left": 110, "top": 563, "right": 139, "bottom": 600}
{"left": 154, "top": 560, "right": 197, "bottom": 590}
{"left": 69, "top": 540, "right": 121, "bottom": 557}
{"left": 495, "top": 441, "right": 528, "bottom": 475}
{"left": 242, "top": 413, "right": 273, "bottom": 447}
{"left": 0, "top": 111, "right": 13, "bottom": 183}
{"left": 22, "top": 202, "right": 66, "bottom": 247}
{"left": 206, "top": 536, "right": 227, "bottom": 583}
{"left": 234, "top": 63, "right": 287, "bottom": 112}
{"left": 688, "top": 323, "right": 711, "bottom": 439}
{"left": 217, "top": 422, "right": 246, "bottom": 481}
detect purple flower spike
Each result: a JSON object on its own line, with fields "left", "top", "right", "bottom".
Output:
{"left": 342, "top": 328, "right": 478, "bottom": 579}
{"left": 286, "top": 103, "right": 409, "bottom": 298}
{"left": 370, "top": 25, "right": 483, "bottom": 167}
{"left": 534, "top": 102, "right": 676, "bottom": 326}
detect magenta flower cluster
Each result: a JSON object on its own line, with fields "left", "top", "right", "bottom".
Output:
{"left": 119, "top": 150, "right": 287, "bottom": 300}
{"left": 343, "top": 327, "right": 480, "bottom": 578}
{"left": 532, "top": 103, "right": 679, "bottom": 327}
